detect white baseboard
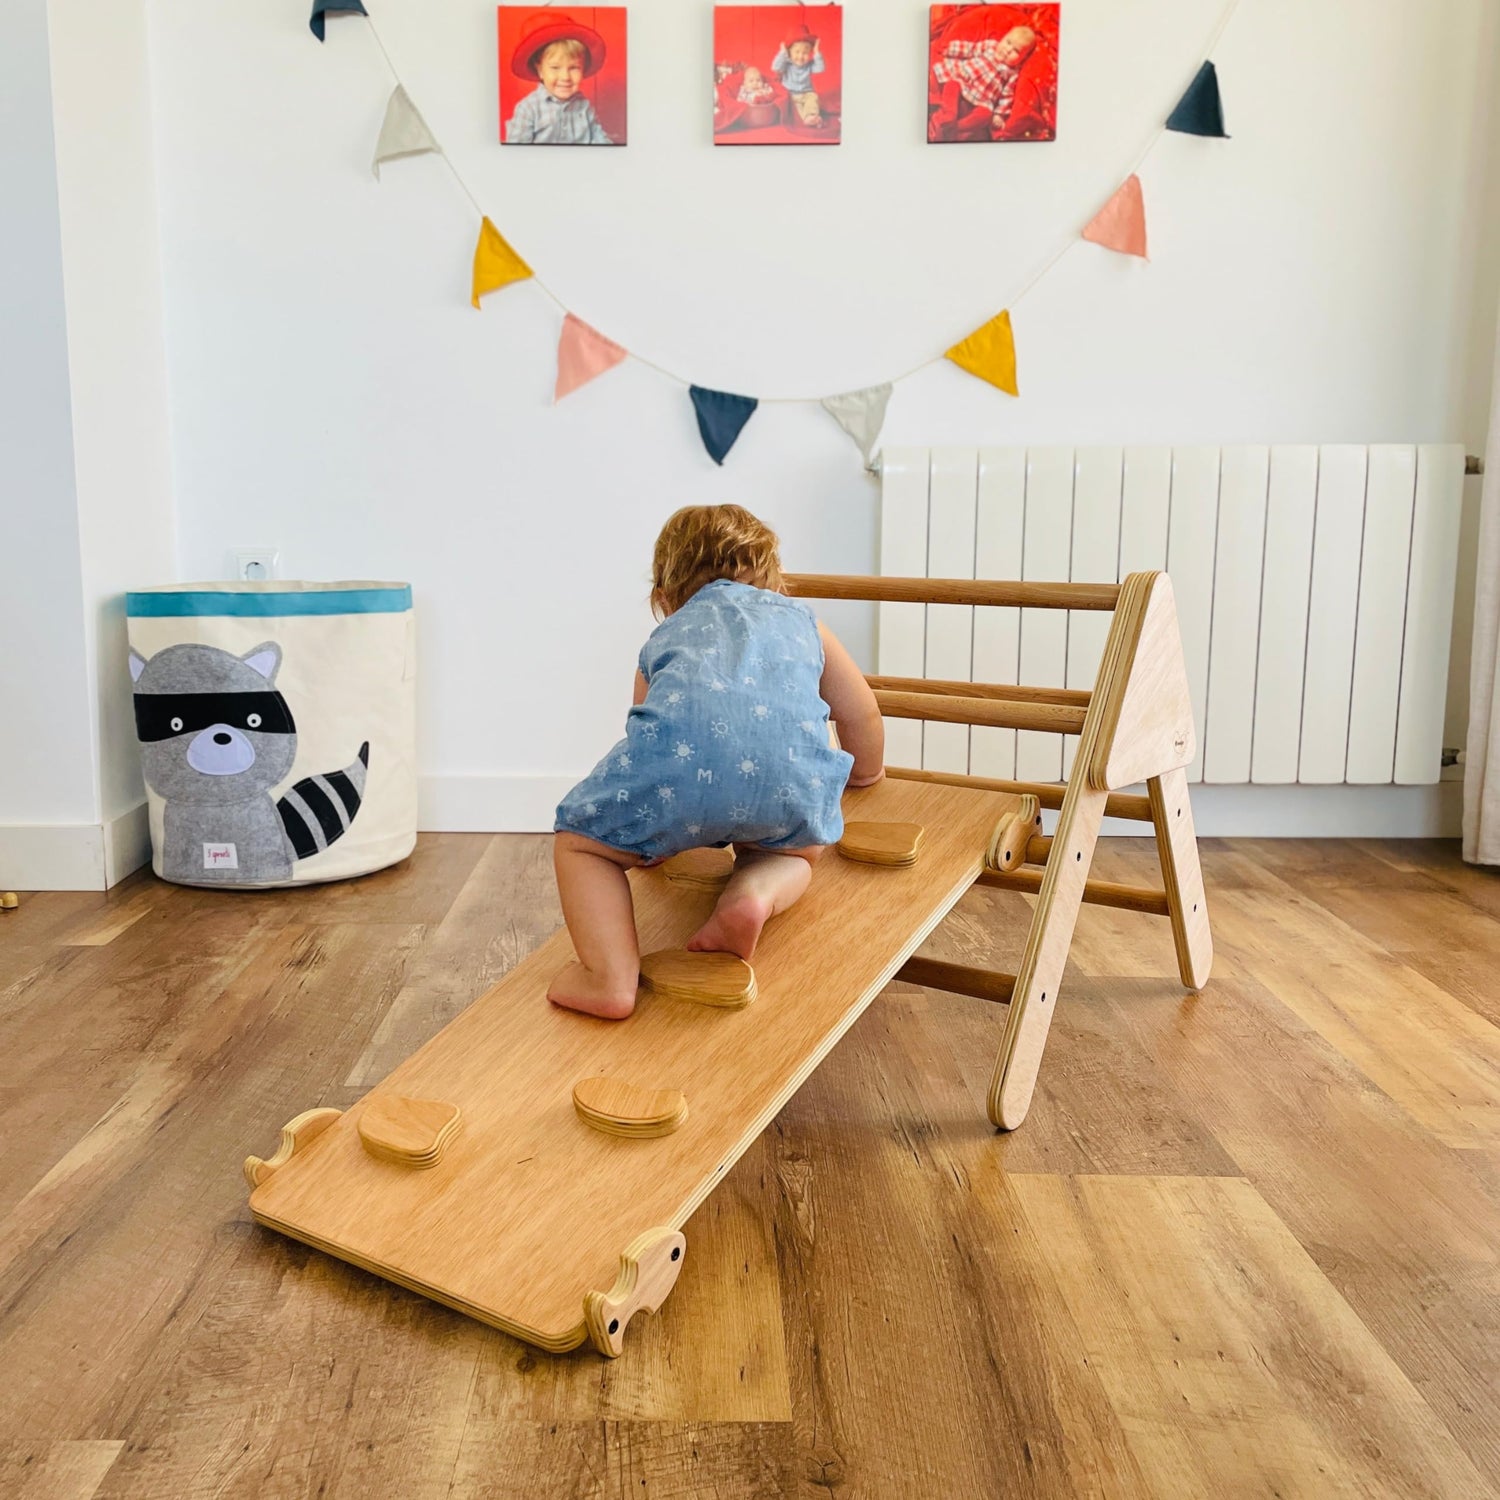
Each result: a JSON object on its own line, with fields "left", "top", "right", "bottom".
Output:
{"left": 0, "top": 822, "right": 105, "bottom": 891}
{"left": 1175, "top": 781, "right": 1463, "bottom": 839}
{"left": 418, "top": 775, "right": 1464, "bottom": 839}
{"left": 419, "top": 775, "right": 576, "bottom": 833}
{"left": 0, "top": 801, "right": 153, "bottom": 892}
{"left": 103, "top": 802, "right": 152, "bottom": 886}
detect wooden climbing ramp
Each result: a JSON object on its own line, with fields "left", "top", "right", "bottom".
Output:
{"left": 246, "top": 570, "right": 1211, "bottom": 1356}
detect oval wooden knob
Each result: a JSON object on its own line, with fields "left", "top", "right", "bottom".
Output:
{"left": 638, "top": 948, "right": 755, "bottom": 1008}
{"left": 358, "top": 1095, "right": 462, "bottom": 1169}
{"left": 0, "top": 892, "right": 19, "bottom": 911}
{"left": 837, "top": 821, "right": 924, "bottom": 867}
{"left": 660, "top": 846, "right": 736, "bottom": 891}
{"left": 573, "top": 1076, "right": 687, "bottom": 1138}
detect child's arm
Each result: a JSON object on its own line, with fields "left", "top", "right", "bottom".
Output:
{"left": 771, "top": 45, "right": 789, "bottom": 75}
{"left": 633, "top": 670, "right": 648, "bottom": 706}
{"left": 817, "top": 622, "right": 884, "bottom": 787}
{"left": 812, "top": 49, "right": 825, "bottom": 75}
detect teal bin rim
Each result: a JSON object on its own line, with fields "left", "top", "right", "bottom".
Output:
{"left": 128, "top": 584, "right": 412, "bottom": 618}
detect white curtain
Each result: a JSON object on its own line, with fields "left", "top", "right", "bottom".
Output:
{"left": 1465, "top": 324, "right": 1500, "bottom": 863}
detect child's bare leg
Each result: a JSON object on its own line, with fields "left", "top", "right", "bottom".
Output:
{"left": 548, "top": 832, "right": 642, "bottom": 1019}
{"left": 686, "top": 846, "right": 822, "bottom": 960}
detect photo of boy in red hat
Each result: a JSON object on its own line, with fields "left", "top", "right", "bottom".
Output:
{"left": 713, "top": 5, "right": 842, "bottom": 146}
{"left": 498, "top": 7, "right": 627, "bottom": 145}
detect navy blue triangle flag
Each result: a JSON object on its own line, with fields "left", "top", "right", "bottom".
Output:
{"left": 1166, "top": 61, "right": 1227, "bottom": 137}
{"left": 310, "top": 0, "right": 368, "bottom": 42}
{"left": 689, "top": 386, "right": 758, "bottom": 465}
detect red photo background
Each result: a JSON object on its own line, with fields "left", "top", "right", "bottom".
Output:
{"left": 714, "top": 5, "right": 843, "bottom": 146}
{"left": 927, "top": 4, "right": 1059, "bottom": 143}
{"left": 498, "top": 7, "right": 627, "bottom": 145}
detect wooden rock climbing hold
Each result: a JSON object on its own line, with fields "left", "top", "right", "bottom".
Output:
{"left": 357, "top": 1095, "right": 463, "bottom": 1169}
{"left": 638, "top": 948, "right": 756, "bottom": 1009}
{"left": 837, "top": 822, "right": 925, "bottom": 868}
{"left": 573, "top": 1076, "right": 688, "bottom": 1138}
{"left": 661, "top": 846, "right": 735, "bottom": 892}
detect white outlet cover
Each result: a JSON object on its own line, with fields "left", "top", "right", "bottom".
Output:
{"left": 231, "top": 548, "right": 280, "bottom": 582}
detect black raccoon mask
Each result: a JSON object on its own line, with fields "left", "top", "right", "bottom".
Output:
{"left": 134, "top": 691, "right": 296, "bottom": 742}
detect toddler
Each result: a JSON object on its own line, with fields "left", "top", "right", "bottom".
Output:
{"left": 738, "top": 66, "right": 776, "bottom": 106}
{"left": 929, "top": 25, "right": 1036, "bottom": 141}
{"left": 506, "top": 17, "right": 615, "bottom": 145}
{"left": 549, "top": 505, "right": 885, "bottom": 1019}
{"left": 772, "top": 25, "right": 826, "bottom": 127}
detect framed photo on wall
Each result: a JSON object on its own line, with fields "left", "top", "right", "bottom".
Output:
{"left": 927, "top": 4, "right": 1060, "bottom": 143}
{"left": 499, "top": 7, "right": 627, "bottom": 144}
{"left": 714, "top": 5, "right": 842, "bottom": 145}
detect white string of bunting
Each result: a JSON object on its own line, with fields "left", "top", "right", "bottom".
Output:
{"left": 308, "top": 0, "right": 1239, "bottom": 466}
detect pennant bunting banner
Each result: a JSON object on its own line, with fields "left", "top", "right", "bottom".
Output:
{"left": 1166, "top": 61, "right": 1228, "bottom": 137}
{"left": 945, "top": 311, "right": 1019, "bottom": 398}
{"left": 310, "top": 0, "right": 367, "bottom": 43}
{"left": 555, "top": 314, "right": 628, "bottom": 402}
{"left": 1082, "top": 174, "right": 1148, "bottom": 259}
{"left": 372, "top": 86, "right": 440, "bottom": 179}
{"left": 299, "top": 2, "right": 1240, "bottom": 435}
{"left": 471, "top": 217, "right": 533, "bottom": 309}
{"left": 821, "top": 384, "right": 893, "bottom": 468}
{"left": 689, "top": 386, "right": 758, "bottom": 465}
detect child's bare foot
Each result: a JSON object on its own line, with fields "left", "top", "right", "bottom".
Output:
{"left": 547, "top": 961, "right": 638, "bottom": 1020}
{"left": 686, "top": 892, "right": 774, "bottom": 961}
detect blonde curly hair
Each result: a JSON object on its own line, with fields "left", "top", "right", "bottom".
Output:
{"left": 650, "top": 504, "right": 785, "bottom": 618}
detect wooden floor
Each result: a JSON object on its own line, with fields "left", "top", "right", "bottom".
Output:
{"left": 3, "top": 835, "right": 1500, "bottom": 1499}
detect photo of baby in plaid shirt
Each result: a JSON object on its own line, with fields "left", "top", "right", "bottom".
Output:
{"left": 927, "top": 4, "right": 1060, "bottom": 144}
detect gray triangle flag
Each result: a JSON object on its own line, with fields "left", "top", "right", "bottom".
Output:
{"left": 373, "top": 86, "right": 440, "bottom": 179}
{"left": 821, "top": 383, "right": 893, "bottom": 468}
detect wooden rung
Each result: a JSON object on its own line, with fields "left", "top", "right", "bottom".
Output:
{"left": 866, "top": 675, "right": 1092, "bottom": 709}
{"left": 1024, "top": 834, "right": 1052, "bottom": 865}
{"left": 894, "top": 955, "right": 1016, "bottom": 1006}
{"left": 873, "top": 690, "right": 1087, "bottom": 736}
{"left": 976, "top": 866, "right": 1171, "bottom": 917}
{"left": 784, "top": 574, "right": 1122, "bottom": 611}
{"left": 886, "top": 766, "right": 1154, "bottom": 823}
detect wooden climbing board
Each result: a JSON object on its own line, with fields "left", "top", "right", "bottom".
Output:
{"left": 248, "top": 775, "right": 1020, "bottom": 1354}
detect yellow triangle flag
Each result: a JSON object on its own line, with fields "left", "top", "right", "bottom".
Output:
{"left": 945, "top": 309, "right": 1018, "bottom": 397}
{"left": 471, "top": 217, "right": 532, "bottom": 309}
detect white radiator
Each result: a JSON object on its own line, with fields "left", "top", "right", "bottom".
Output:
{"left": 878, "top": 445, "right": 1466, "bottom": 786}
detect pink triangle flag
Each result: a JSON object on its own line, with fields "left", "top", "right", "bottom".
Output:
{"left": 554, "top": 314, "right": 628, "bottom": 402}
{"left": 1082, "top": 174, "right": 1148, "bottom": 260}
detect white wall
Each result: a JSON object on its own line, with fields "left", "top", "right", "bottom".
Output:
{"left": 134, "top": 1, "right": 1500, "bottom": 830}
{"left": 0, "top": 0, "right": 95, "bottom": 833}
{"left": 0, "top": 0, "right": 175, "bottom": 888}
{"left": 49, "top": 0, "right": 178, "bottom": 828}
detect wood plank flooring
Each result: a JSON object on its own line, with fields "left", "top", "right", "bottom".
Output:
{"left": 2, "top": 834, "right": 1499, "bottom": 1497}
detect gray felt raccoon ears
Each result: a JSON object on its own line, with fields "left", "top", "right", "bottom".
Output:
{"left": 239, "top": 642, "right": 282, "bottom": 682}
{"left": 127, "top": 641, "right": 282, "bottom": 685}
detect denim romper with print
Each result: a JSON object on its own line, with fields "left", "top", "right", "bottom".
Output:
{"left": 555, "top": 580, "right": 855, "bottom": 861}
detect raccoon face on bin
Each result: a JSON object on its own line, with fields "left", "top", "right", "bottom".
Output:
{"left": 130, "top": 642, "right": 298, "bottom": 804}
{"left": 129, "top": 639, "right": 370, "bottom": 886}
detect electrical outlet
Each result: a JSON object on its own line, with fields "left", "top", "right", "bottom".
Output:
{"left": 231, "top": 548, "right": 280, "bottom": 582}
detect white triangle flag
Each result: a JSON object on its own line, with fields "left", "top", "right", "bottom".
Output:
{"left": 373, "top": 86, "right": 440, "bottom": 180}
{"left": 821, "top": 383, "right": 892, "bottom": 468}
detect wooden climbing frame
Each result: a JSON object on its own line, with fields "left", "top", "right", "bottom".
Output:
{"left": 786, "top": 568, "right": 1212, "bottom": 1129}
{"left": 243, "top": 570, "right": 1209, "bottom": 1353}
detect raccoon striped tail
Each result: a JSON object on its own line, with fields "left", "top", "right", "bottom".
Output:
{"left": 277, "top": 742, "right": 370, "bottom": 860}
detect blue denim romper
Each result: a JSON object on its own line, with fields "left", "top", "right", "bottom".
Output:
{"left": 555, "top": 580, "right": 855, "bottom": 861}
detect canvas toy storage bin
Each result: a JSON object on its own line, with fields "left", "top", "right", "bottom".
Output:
{"left": 126, "top": 581, "right": 417, "bottom": 889}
